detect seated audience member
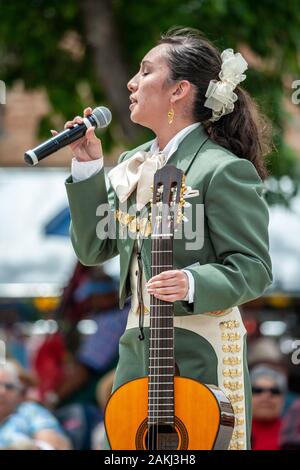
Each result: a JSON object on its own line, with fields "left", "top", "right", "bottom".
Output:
{"left": 251, "top": 365, "right": 287, "bottom": 450}
{"left": 0, "top": 361, "right": 71, "bottom": 450}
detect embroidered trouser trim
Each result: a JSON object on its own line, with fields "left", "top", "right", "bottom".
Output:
{"left": 107, "top": 306, "right": 251, "bottom": 450}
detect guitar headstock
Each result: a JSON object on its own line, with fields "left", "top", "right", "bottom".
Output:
{"left": 151, "top": 165, "right": 186, "bottom": 237}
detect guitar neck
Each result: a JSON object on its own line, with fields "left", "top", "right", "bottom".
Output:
{"left": 148, "top": 234, "right": 175, "bottom": 425}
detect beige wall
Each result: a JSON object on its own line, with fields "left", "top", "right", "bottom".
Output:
{"left": 0, "top": 82, "right": 123, "bottom": 167}
{"left": 0, "top": 83, "right": 72, "bottom": 167}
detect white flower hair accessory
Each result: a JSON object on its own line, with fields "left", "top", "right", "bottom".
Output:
{"left": 204, "top": 48, "right": 248, "bottom": 122}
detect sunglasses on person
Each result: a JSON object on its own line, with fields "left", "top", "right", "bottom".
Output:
{"left": 252, "top": 386, "right": 282, "bottom": 395}
{"left": 0, "top": 381, "right": 20, "bottom": 392}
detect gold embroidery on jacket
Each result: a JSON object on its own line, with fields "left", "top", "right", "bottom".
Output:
{"left": 115, "top": 209, "right": 151, "bottom": 237}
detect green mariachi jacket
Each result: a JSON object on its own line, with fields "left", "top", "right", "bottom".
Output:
{"left": 65, "top": 124, "right": 273, "bottom": 316}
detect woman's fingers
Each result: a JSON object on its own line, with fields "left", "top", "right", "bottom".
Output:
{"left": 83, "top": 107, "right": 92, "bottom": 117}
{"left": 148, "top": 286, "right": 178, "bottom": 294}
{"left": 147, "top": 271, "right": 180, "bottom": 288}
{"left": 148, "top": 270, "right": 178, "bottom": 282}
{"left": 152, "top": 293, "right": 179, "bottom": 302}
{"left": 146, "top": 269, "right": 189, "bottom": 301}
{"left": 69, "top": 136, "right": 87, "bottom": 150}
{"left": 64, "top": 120, "right": 74, "bottom": 130}
{"left": 147, "top": 280, "right": 178, "bottom": 289}
{"left": 85, "top": 126, "right": 98, "bottom": 142}
{"left": 74, "top": 116, "right": 83, "bottom": 124}
{"left": 63, "top": 108, "right": 92, "bottom": 130}
{"left": 50, "top": 130, "right": 58, "bottom": 136}
{"left": 64, "top": 115, "right": 83, "bottom": 129}
{"left": 58, "top": 108, "right": 102, "bottom": 161}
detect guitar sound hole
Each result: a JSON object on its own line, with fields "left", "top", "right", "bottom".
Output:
{"left": 146, "top": 424, "right": 179, "bottom": 450}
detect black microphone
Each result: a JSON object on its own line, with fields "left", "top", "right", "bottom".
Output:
{"left": 24, "top": 106, "right": 112, "bottom": 166}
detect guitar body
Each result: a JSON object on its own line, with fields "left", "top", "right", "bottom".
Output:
{"left": 105, "top": 376, "right": 234, "bottom": 450}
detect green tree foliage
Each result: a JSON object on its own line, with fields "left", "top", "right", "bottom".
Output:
{"left": 0, "top": 0, "right": 299, "bottom": 200}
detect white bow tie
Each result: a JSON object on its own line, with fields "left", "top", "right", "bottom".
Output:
{"left": 107, "top": 149, "right": 168, "bottom": 210}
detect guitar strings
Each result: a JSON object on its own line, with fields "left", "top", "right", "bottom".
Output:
{"left": 149, "top": 189, "right": 177, "bottom": 449}
{"left": 155, "top": 231, "right": 159, "bottom": 450}
{"left": 153, "top": 224, "right": 175, "bottom": 449}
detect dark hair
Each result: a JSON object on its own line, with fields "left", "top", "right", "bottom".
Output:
{"left": 158, "top": 27, "right": 272, "bottom": 180}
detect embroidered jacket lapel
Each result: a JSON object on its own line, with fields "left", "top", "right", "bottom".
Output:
{"left": 166, "top": 124, "right": 209, "bottom": 174}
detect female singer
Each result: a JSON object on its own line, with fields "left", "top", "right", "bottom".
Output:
{"left": 60, "top": 28, "right": 273, "bottom": 449}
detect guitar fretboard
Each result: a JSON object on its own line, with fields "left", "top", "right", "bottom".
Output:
{"left": 148, "top": 235, "right": 175, "bottom": 426}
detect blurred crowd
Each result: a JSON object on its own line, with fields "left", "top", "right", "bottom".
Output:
{"left": 249, "top": 338, "right": 300, "bottom": 450}
{"left": 0, "top": 262, "right": 300, "bottom": 450}
{"left": 0, "top": 262, "right": 128, "bottom": 450}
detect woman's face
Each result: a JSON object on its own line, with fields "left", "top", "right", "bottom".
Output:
{"left": 127, "top": 44, "right": 176, "bottom": 132}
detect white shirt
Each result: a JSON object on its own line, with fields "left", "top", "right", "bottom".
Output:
{"left": 71, "top": 122, "right": 200, "bottom": 303}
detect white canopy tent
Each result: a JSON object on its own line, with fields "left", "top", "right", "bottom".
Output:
{"left": 0, "top": 168, "right": 119, "bottom": 297}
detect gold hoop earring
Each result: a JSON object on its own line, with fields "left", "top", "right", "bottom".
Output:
{"left": 168, "top": 106, "right": 174, "bottom": 124}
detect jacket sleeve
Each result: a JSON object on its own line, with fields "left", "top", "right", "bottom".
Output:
{"left": 184, "top": 157, "right": 273, "bottom": 314}
{"left": 65, "top": 153, "right": 126, "bottom": 266}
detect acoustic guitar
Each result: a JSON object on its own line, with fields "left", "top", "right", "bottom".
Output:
{"left": 105, "top": 165, "right": 234, "bottom": 450}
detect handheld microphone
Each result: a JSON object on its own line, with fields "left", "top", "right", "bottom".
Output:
{"left": 24, "top": 106, "right": 112, "bottom": 166}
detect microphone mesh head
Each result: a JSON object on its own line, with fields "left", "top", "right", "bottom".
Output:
{"left": 92, "top": 106, "right": 112, "bottom": 128}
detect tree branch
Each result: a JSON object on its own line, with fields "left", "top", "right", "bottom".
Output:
{"left": 81, "top": 0, "right": 140, "bottom": 142}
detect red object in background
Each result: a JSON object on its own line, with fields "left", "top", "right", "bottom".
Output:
{"left": 33, "top": 332, "right": 66, "bottom": 401}
{"left": 243, "top": 317, "right": 258, "bottom": 336}
{"left": 58, "top": 262, "right": 92, "bottom": 322}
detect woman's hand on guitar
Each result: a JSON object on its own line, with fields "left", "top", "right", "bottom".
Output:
{"left": 50, "top": 107, "right": 103, "bottom": 162}
{"left": 146, "top": 270, "right": 189, "bottom": 302}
